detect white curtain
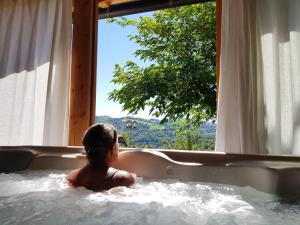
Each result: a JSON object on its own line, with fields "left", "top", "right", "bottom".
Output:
{"left": 0, "top": 0, "right": 72, "bottom": 145}
{"left": 216, "top": 0, "right": 300, "bottom": 155}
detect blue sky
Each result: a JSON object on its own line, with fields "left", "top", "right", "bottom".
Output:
{"left": 96, "top": 13, "right": 154, "bottom": 118}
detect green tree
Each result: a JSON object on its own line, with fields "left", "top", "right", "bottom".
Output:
{"left": 109, "top": 2, "right": 216, "bottom": 128}
{"left": 118, "top": 131, "right": 130, "bottom": 147}
{"left": 167, "top": 131, "right": 215, "bottom": 151}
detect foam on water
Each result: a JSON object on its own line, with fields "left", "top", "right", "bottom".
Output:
{"left": 0, "top": 170, "right": 299, "bottom": 225}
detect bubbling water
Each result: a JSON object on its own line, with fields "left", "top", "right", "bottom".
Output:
{"left": 0, "top": 170, "right": 299, "bottom": 225}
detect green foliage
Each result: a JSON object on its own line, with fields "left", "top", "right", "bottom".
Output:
{"left": 165, "top": 131, "right": 215, "bottom": 151}
{"left": 96, "top": 116, "right": 215, "bottom": 150}
{"left": 108, "top": 3, "right": 216, "bottom": 127}
{"left": 118, "top": 130, "right": 130, "bottom": 147}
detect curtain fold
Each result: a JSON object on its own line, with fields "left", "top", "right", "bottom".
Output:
{"left": 0, "top": 0, "right": 72, "bottom": 145}
{"left": 216, "top": 0, "right": 300, "bottom": 155}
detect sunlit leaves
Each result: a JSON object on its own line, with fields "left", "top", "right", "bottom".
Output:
{"left": 108, "top": 3, "right": 216, "bottom": 128}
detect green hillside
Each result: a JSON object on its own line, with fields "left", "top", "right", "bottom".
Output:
{"left": 96, "top": 116, "right": 216, "bottom": 150}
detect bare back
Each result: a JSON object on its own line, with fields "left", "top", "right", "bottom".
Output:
{"left": 67, "top": 166, "right": 134, "bottom": 191}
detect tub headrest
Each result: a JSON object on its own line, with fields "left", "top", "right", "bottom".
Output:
{"left": 0, "top": 149, "right": 34, "bottom": 172}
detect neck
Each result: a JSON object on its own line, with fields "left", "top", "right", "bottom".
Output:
{"left": 86, "top": 164, "right": 109, "bottom": 172}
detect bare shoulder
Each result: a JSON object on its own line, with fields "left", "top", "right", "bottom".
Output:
{"left": 66, "top": 168, "right": 81, "bottom": 187}
{"left": 112, "top": 170, "right": 135, "bottom": 187}
{"left": 67, "top": 168, "right": 80, "bottom": 180}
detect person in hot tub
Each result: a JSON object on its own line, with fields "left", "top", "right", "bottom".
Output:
{"left": 67, "top": 123, "right": 135, "bottom": 191}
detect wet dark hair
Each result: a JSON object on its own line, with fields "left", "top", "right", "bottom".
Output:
{"left": 82, "top": 123, "right": 117, "bottom": 169}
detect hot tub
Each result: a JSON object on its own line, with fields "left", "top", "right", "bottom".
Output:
{"left": 1, "top": 146, "right": 300, "bottom": 225}
{"left": 1, "top": 146, "right": 300, "bottom": 197}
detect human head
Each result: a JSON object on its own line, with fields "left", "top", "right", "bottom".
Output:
{"left": 82, "top": 123, "right": 118, "bottom": 169}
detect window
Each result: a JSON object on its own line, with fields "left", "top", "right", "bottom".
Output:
{"left": 96, "top": 0, "right": 217, "bottom": 151}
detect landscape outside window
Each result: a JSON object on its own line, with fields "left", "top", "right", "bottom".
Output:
{"left": 96, "top": 2, "right": 216, "bottom": 150}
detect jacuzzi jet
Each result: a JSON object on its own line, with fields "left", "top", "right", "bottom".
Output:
{"left": 166, "top": 165, "right": 173, "bottom": 175}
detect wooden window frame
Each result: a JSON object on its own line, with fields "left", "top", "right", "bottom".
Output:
{"left": 68, "top": 0, "right": 221, "bottom": 146}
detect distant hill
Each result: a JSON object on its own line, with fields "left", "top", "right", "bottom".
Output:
{"left": 96, "top": 116, "right": 216, "bottom": 149}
